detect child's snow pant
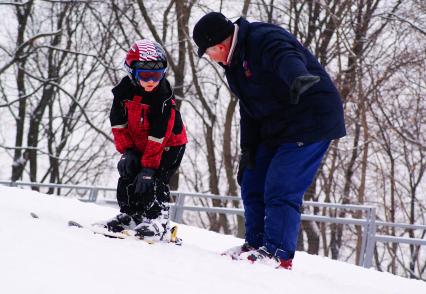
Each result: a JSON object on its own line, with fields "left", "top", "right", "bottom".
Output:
{"left": 116, "top": 145, "right": 185, "bottom": 218}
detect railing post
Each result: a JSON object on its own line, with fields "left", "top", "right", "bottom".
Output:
{"left": 172, "top": 193, "right": 186, "bottom": 223}
{"left": 364, "top": 207, "right": 377, "bottom": 268}
{"left": 89, "top": 188, "right": 99, "bottom": 202}
{"left": 358, "top": 208, "right": 370, "bottom": 266}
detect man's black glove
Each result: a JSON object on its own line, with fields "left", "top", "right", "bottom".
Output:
{"left": 290, "top": 75, "right": 320, "bottom": 104}
{"left": 117, "top": 149, "right": 141, "bottom": 178}
{"left": 237, "top": 146, "right": 257, "bottom": 186}
{"left": 134, "top": 168, "right": 156, "bottom": 195}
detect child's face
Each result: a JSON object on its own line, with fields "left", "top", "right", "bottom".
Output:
{"left": 139, "top": 80, "right": 160, "bottom": 92}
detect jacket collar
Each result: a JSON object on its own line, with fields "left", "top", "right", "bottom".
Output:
{"left": 225, "top": 24, "right": 239, "bottom": 65}
{"left": 228, "top": 17, "right": 250, "bottom": 68}
{"left": 219, "top": 17, "right": 250, "bottom": 69}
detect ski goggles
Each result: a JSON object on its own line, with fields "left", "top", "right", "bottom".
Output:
{"left": 134, "top": 68, "right": 166, "bottom": 82}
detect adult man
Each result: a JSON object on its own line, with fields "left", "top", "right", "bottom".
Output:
{"left": 193, "top": 12, "right": 345, "bottom": 269}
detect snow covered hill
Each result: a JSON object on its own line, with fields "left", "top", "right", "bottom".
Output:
{"left": 0, "top": 185, "right": 425, "bottom": 294}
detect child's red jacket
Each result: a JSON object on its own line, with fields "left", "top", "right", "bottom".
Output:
{"left": 110, "top": 77, "right": 187, "bottom": 169}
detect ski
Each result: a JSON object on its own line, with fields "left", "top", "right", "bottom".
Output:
{"left": 67, "top": 220, "right": 182, "bottom": 245}
{"left": 30, "top": 212, "right": 182, "bottom": 245}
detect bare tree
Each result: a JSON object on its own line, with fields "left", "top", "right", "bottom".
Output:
{"left": 0, "top": 0, "right": 424, "bottom": 278}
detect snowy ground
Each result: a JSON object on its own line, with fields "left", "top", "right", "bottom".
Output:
{"left": 0, "top": 186, "right": 425, "bottom": 294}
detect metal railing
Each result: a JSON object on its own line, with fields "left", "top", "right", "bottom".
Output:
{"left": 1, "top": 180, "right": 425, "bottom": 270}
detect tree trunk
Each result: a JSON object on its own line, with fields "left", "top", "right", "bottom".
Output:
{"left": 11, "top": 1, "right": 34, "bottom": 181}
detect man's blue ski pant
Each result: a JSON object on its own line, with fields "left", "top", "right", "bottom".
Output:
{"left": 241, "top": 140, "right": 330, "bottom": 260}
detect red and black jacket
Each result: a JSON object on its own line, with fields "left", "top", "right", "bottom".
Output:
{"left": 110, "top": 76, "right": 187, "bottom": 169}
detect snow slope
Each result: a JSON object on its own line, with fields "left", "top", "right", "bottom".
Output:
{"left": 0, "top": 186, "right": 424, "bottom": 294}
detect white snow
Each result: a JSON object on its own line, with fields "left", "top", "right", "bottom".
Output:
{"left": 0, "top": 185, "right": 425, "bottom": 294}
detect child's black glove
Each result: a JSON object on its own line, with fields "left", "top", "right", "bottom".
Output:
{"left": 134, "top": 168, "right": 156, "bottom": 194}
{"left": 117, "top": 149, "right": 141, "bottom": 178}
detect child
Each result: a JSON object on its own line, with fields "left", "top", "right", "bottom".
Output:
{"left": 102, "top": 39, "right": 187, "bottom": 241}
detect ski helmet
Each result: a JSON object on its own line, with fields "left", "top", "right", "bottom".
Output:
{"left": 124, "top": 39, "right": 168, "bottom": 84}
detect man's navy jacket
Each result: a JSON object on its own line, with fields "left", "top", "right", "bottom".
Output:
{"left": 224, "top": 18, "right": 346, "bottom": 148}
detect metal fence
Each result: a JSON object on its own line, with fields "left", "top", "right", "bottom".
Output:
{"left": 1, "top": 180, "right": 425, "bottom": 271}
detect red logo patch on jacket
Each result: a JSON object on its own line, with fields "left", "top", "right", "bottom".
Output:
{"left": 243, "top": 60, "right": 253, "bottom": 79}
